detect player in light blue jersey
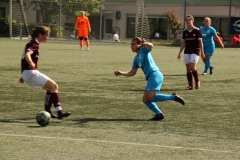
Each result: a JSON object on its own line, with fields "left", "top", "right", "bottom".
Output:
{"left": 114, "top": 37, "right": 185, "bottom": 121}
{"left": 200, "top": 17, "right": 224, "bottom": 75}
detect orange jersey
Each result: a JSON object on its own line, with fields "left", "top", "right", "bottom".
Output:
{"left": 75, "top": 16, "right": 91, "bottom": 31}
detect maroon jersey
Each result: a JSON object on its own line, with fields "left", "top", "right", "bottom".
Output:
{"left": 182, "top": 27, "right": 202, "bottom": 55}
{"left": 21, "top": 39, "right": 39, "bottom": 73}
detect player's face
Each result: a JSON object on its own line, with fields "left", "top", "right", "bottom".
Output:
{"left": 38, "top": 32, "right": 50, "bottom": 43}
{"left": 204, "top": 19, "right": 211, "bottom": 27}
{"left": 131, "top": 40, "right": 138, "bottom": 53}
{"left": 185, "top": 17, "right": 193, "bottom": 27}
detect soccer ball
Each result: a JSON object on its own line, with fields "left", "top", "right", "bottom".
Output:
{"left": 36, "top": 111, "right": 51, "bottom": 127}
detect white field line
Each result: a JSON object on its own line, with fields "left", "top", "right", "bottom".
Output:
{"left": 0, "top": 133, "right": 239, "bottom": 154}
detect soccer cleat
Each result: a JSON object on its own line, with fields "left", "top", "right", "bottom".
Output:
{"left": 86, "top": 47, "right": 90, "bottom": 51}
{"left": 185, "top": 85, "right": 193, "bottom": 90}
{"left": 45, "top": 106, "right": 58, "bottom": 118}
{"left": 50, "top": 114, "right": 58, "bottom": 118}
{"left": 80, "top": 47, "right": 83, "bottom": 51}
{"left": 57, "top": 111, "right": 71, "bottom": 119}
{"left": 202, "top": 72, "right": 207, "bottom": 75}
{"left": 172, "top": 93, "right": 185, "bottom": 105}
{"left": 150, "top": 113, "right": 164, "bottom": 121}
{"left": 195, "top": 81, "right": 200, "bottom": 89}
{"left": 210, "top": 66, "right": 214, "bottom": 75}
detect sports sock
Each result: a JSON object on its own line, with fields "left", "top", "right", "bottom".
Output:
{"left": 192, "top": 70, "right": 199, "bottom": 82}
{"left": 209, "top": 59, "right": 212, "bottom": 68}
{"left": 187, "top": 72, "right": 193, "bottom": 86}
{"left": 80, "top": 40, "right": 83, "bottom": 47}
{"left": 44, "top": 91, "right": 52, "bottom": 106}
{"left": 145, "top": 101, "right": 161, "bottom": 114}
{"left": 153, "top": 94, "right": 174, "bottom": 102}
{"left": 204, "top": 59, "right": 210, "bottom": 72}
{"left": 86, "top": 39, "right": 90, "bottom": 46}
{"left": 50, "top": 93, "right": 62, "bottom": 112}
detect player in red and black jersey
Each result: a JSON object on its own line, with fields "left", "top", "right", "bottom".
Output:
{"left": 177, "top": 15, "right": 205, "bottom": 90}
{"left": 19, "top": 26, "right": 70, "bottom": 119}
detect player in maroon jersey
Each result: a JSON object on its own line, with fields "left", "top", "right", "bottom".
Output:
{"left": 18, "top": 26, "right": 70, "bottom": 119}
{"left": 177, "top": 15, "right": 205, "bottom": 90}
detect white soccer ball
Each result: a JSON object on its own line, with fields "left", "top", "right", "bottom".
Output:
{"left": 36, "top": 111, "right": 51, "bottom": 127}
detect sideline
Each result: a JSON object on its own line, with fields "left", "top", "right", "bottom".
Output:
{"left": 0, "top": 133, "right": 239, "bottom": 154}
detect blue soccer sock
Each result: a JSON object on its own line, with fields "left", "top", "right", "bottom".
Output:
{"left": 145, "top": 101, "right": 161, "bottom": 114}
{"left": 209, "top": 59, "right": 212, "bottom": 68}
{"left": 204, "top": 59, "right": 210, "bottom": 72}
{"left": 153, "top": 94, "right": 174, "bottom": 102}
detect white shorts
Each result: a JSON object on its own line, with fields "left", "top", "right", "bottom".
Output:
{"left": 22, "top": 70, "right": 49, "bottom": 89}
{"left": 184, "top": 54, "right": 199, "bottom": 64}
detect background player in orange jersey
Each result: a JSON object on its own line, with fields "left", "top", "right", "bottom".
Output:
{"left": 75, "top": 11, "right": 91, "bottom": 51}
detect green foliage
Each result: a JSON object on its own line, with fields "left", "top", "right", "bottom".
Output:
{"left": 164, "top": 10, "right": 182, "bottom": 34}
{"left": 49, "top": 24, "right": 64, "bottom": 38}
{"left": 0, "top": 16, "right": 17, "bottom": 36}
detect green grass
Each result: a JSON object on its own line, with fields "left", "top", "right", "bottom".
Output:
{"left": 0, "top": 38, "right": 240, "bottom": 160}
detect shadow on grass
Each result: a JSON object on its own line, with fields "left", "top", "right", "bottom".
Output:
{"left": 163, "top": 74, "right": 185, "bottom": 77}
{"left": 0, "top": 118, "right": 61, "bottom": 127}
{"left": 74, "top": 118, "right": 148, "bottom": 124}
{"left": 0, "top": 118, "right": 34, "bottom": 123}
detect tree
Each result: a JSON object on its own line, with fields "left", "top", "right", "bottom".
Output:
{"left": 164, "top": 10, "right": 182, "bottom": 36}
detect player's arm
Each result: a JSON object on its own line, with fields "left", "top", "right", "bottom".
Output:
{"left": 19, "top": 77, "right": 24, "bottom": 83}
{"left": 177, "top": 40, "right": 185, "bottom": 61}
{"left": 24, "top": 51, "right": 35, "bottom": 69}
{"left": 87, "top": 18, "right": 91, "bottom": 33}
{"left": 214, "top": 35, "right": 224, "bottom": 49}
{"left": 198, "top": 39, "right": 205, "bottom": 60}
{"left": 141, "top": 42, "right": 153, "bottom": 50}
{"left": 114, "top": 69, "right": 138, "bottom": 77}
{"left": 74, "top": 18, "right": 78, "bottom": 30}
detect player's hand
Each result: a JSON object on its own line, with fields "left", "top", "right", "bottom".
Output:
{"left": 29, "top": 63, "right": 35, "bottom": 70}
{"left": 177, "top": 54, "right": 181, "bottom": 61}
{"left": 19, "top": 77, "right": 24, "bottom": 83}
{"left": 201, "top": 53, "right": 205, "bottom": 61}
{"left": 220, "top": 43, "right": 224, "bottom": 49}
{"left": 114, "top": 70, "right": 122, "bottom": 76}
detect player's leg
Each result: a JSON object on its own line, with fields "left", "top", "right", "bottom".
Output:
{"left": 143, "top": 91, "right": 164, "bottom": 121}
{"left": 184, "top": 54, "right": 193, "bottom": 90}
{"left": 22, "top": 70, "right": 58, "bottom": 118}
{"left": 78, "top": 30, "right": 84, "bottom": 50}
{"left": 83, "top": 31, "right": 90, "bottom": 51}
{"left": 189, "top": 54, "right": 200, "bottom": 89}
{"left": 203, "top": 46, "right": 214, "bottom": 75}
{"left": 144, "top": 72, "right": 184, "bottom": 120}
{"left": 79, "top": 37, "right": 84, "bottom": 50}
{"left": 43, "top": 79, "right": 71, "bottom": 119}
{"left": 145, "top": 72, "right": 185, "bottom": 104}
{"left": 44, "top": 91, "right": 58, "bottom": 118}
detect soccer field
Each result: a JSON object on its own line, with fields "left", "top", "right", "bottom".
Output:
{"left": 0, "top": 38, "right": 239, "bottom": 160}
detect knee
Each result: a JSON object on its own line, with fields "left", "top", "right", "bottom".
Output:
{"left": 146, "top": 95, "right": 154, "bottom": 102}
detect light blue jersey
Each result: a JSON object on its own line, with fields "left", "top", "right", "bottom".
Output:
{"left": 200, "top": 26, "right": 217, "bottom": 56}
{"left": 132, "top": 46, "right": 159, "bottom": 80}
{"left": 200, "top": 26, "right": 217, "bottom": 46}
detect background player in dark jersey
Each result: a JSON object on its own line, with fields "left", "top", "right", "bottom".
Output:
{"left": 18, "top": 26, "right": 70, "bottom": 119}
{"left": 177, "top": 15, "right": 205, "bottom": 90}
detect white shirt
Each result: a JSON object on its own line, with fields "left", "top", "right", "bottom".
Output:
{"left": 155, "top": 32, "right": 160, "bottom": 38}
{"left": 113, "top": 34, "right": 119, "bottom": 41}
